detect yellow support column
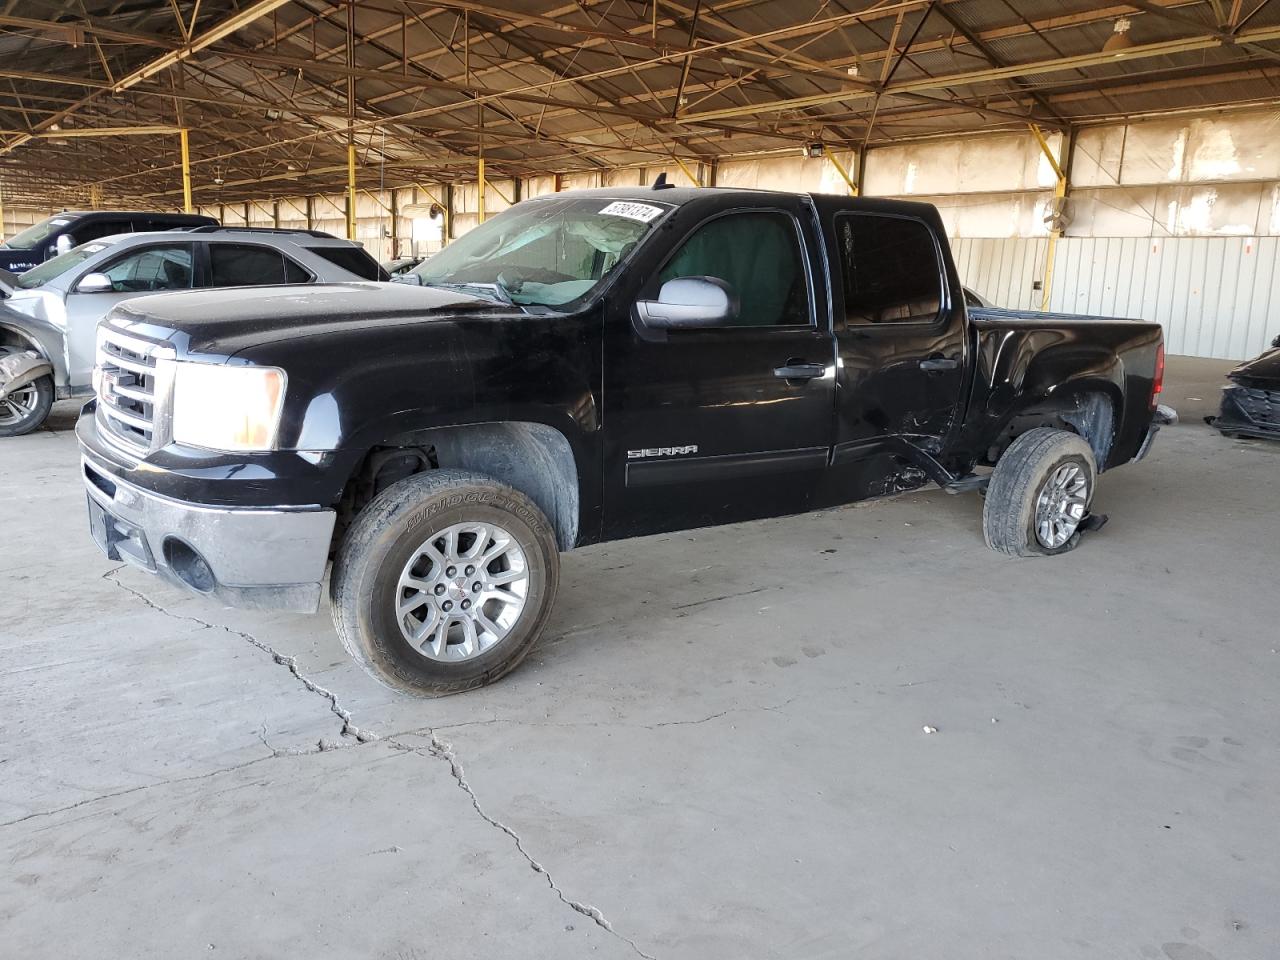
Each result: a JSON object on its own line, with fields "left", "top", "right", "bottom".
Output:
{"left": 478, "top": 155, "right": 486, "bottom": 224}
{"left": 1029, "top": 123, "right": 1067, "bottom": 312}
{"left": 179, "top": 128, "right": 193, "bottom": 213}
{"left": 828, "top": 151, "right": 859, "bottom": 196}
{"left": 346, "top": 143, "right": 357, "bottom": 241}
{"left": 674, "top": 156, "right": 700, "bottom": 187}
{"left": 89, "top": 183, "right": 102, "bottom": 209}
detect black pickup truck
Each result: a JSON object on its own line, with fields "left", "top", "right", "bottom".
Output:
{"left": 77, "top": 187, "right": 1174, "bottom": 694}
{"left": 0, "top": 210, "right": 216, "bottom": 274}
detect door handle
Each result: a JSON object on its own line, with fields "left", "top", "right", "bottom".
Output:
{"left": 919, "top": 357, "right": 959, "bottom": 372}
{"left": 773, "top": 361, "right": 827, "bottom": 381}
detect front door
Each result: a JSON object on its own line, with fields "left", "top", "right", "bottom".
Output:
{"left": 65, "top": 242, "right": 196, "bottom": 385}
{"left": 602, "top": 199, "right": 836, "bottom": 539}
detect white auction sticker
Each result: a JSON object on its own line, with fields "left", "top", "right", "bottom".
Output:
{"left": 599, "top": 201, "right": 665, "bottom": 223}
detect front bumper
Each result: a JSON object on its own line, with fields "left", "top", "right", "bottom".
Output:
{"left": 1133, "top": 403, "right": 1178, "bottom": 462}
{"left": 82, "top": 453, "right": 335, "bottom": 613}
{"left": 1210, "top": 385, "right": 1280, "bottom": 440}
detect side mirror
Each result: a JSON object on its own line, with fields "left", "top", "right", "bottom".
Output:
{"left": 635, "top": 276, "right": 738, "bottom": 329}
{"left": 76, "top": 272, "right": 113, "bottom": 294}
{"left": 55, "top": 234, "right": 74, "bottom": 255}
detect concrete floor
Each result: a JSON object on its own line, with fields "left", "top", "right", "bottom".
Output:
{"left": 2, "top": 356, "right": 1277, "bottom": 960}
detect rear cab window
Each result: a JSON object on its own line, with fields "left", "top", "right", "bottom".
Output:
{"left": 833, "top": 213, "right": 944, "bottom": 327}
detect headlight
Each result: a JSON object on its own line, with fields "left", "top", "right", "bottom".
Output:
{"left": 171, "top": 361, "right": 286, "bottom": 452}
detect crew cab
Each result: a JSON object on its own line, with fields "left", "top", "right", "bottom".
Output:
{"left": 76, "top": 187, "right": 1174, "bottom": 694}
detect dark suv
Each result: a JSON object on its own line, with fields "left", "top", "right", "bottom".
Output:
{"left": 0, "top": 211, "right": 217, "bottom": 274}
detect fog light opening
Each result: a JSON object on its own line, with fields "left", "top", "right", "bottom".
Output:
{"left": 163, "top": 538, "right": 215, "bottom": 593}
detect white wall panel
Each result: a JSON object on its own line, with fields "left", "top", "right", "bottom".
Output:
{"left": 953, "top": 235, "right": 1279, "bottom": 360}
{"left": 950, "top": 237, "right": 1048, "bottom": 311}
{"left": 1041, "top": 236, "right": 1279, "bottom": 360}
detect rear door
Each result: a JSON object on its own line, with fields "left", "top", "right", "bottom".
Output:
{"left": 601, "top": 195, "right": 836, "bottom": 538}
{"left": 820, "top": 205, "right": 968, "bottom": 493}
{"left": 64, "top": 241, "right": 196, "bottom": 384}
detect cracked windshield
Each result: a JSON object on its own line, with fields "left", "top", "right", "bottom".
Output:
{"left": 408, "top": 196, "right": 671, "bottom": 307}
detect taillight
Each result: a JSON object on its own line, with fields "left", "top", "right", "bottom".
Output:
{"left": 1151, "top": 341, "right": 1165, "bottom": 410}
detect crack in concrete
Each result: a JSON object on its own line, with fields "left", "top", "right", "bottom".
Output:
{"left": 0, "top": 753, "right": 280, "bottom": 829}
{"left": 405, "top": 696, "right": 801, "bottom": 737}
{"left": 103, "top": 568, "right": 374, "bottom": 744}
{"left": 390, "top": 732, "right": 658, "bottom": 960}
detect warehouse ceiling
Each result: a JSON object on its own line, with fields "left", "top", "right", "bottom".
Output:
{"left": 1, "top": 0, "right": 1279, "bottom": 206}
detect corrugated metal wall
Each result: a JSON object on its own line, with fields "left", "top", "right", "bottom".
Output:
{"left": 952, "top": 238, "right": 1049, "bottom": 312}
{"left": 953, "top": 236, "right": 1280, "bottom": 360}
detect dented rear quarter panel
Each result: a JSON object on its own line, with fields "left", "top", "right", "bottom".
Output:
{"left": 956, "top": 309, "right": 1164, "bottom": 470}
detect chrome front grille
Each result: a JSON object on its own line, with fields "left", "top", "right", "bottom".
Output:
{"left": 95, "top": 325, "right": 174, "bottom": 454}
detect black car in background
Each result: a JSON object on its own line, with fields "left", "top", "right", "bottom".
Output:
{"left": 1211, "top": 334, "right": 1280, "bottom": 440}
{"left": 0, "top": 210, "right": 216, "bottom": 274}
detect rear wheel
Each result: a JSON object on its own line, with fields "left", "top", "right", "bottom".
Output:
{"left": 331, "top": 469, "right": 560, "bottom": 695}
{"left": 0, "top": 346, "right": 53, "bottom": 437}
{"left": 983, "top": 428, "right": 1096, "bottom": 557}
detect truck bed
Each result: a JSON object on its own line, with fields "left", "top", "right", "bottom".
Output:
{"left": 968, "top": 306, "right": 1147, "bottom": 325}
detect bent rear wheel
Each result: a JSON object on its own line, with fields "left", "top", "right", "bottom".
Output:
{"left": 983, "top": 427, "right": 1097, "bottom": 558}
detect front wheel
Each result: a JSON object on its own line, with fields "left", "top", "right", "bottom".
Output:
{"left": 331, "top": 469, "right": 560, "bottom": 695}
{"left": 983, "top": 428, "right": 1097, "bottom": 557}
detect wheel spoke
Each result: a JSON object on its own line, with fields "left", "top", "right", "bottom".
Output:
{"left": 398, "top": 590, "right": 431, "bottom": 617}
{"left": 486, "top": 566, "right": 524, "bottom": 586}
{"left": 429, "top": 616, "right": 452, "bottom": 657}
{"left": 461, "top": 524, "right": 490, "bottom": 560}
{"left": 482, "top": 588, "right": 522, "bottom": 606}
{"left": 458, "top": 616, "right": 479, "bottom": 657}
{"left": 409, "top": 605, "right": 440, "bottom": 645}
{"left": 475, "top": 609, "right": 506, "bottom": 643}
{"left": 479, "top": 532, "right": 514, "bottom": 566}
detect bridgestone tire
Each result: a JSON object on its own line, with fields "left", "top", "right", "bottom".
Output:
{"left": 0, "top": 373, "right": 53, "bottom": 437}
{"left": 983, "top": 427, "right": 1097, "bottom": 558}
{"left": 331, "top": 469, "right": 560, "bottom": 695}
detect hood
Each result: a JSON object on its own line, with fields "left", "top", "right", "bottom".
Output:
{"left": 107, "top": 282, "right": 518, "bottom": 360}
{"left": 1228, "top": 345, "right": 1280, "bottom": 390}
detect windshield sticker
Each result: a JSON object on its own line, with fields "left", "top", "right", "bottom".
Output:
{"left": 599, "top": 201, "right": 664, "bottom": 223}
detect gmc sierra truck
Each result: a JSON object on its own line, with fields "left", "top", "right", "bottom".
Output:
{"left": 76, "top": 187, "right": 1175, "bottom": 695}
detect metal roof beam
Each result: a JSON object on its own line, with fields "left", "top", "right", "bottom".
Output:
{"left": 0, "top": 0, "right": 293, "bottom": 157}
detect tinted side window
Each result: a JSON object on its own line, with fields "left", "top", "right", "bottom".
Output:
{"left": 305, "top": 246, "right": 386, "bottom": 280}
{"left": 209, "top": 244, "right": 310, "bottom": 286}
{"left": 71, "top": 219, "right": 134, "bottom": 245}
{"left": 97, "top": 244, "right": 194, "bottom": 292}
{"left": 835, "top": 214, "right": 943, "bottom": 325}
{"left": 658, "top": 211, "right": 810, "bottom": 327}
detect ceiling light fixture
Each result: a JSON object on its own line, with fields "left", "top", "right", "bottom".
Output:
{"left": 1103, "top": 17, "right": 1134, "bottom": 53}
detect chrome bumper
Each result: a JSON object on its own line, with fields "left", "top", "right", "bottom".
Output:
{"left": 82, "top": 456, "right": 335, "bottom": 613}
